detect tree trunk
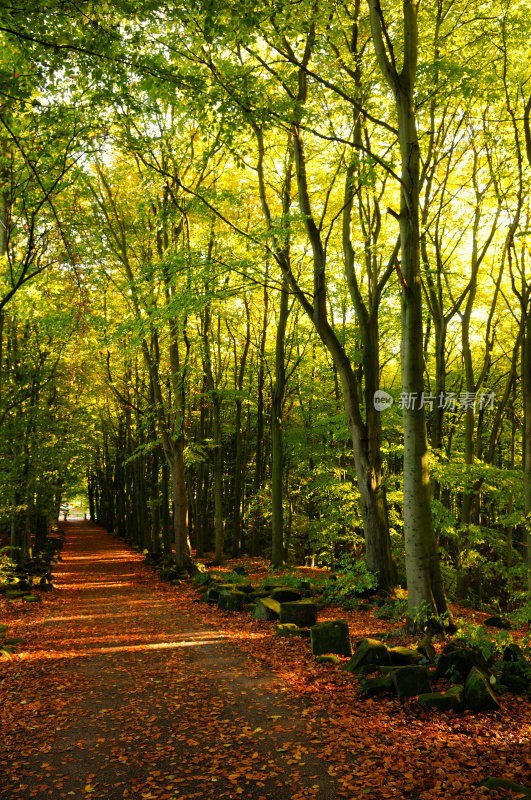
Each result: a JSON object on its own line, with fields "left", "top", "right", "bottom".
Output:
{"left": 202, "top": 298, "right": 224, "bottom": 563}
{"left": 271, "top": 278, "right": 289, "bottom": 566}
{"left": 171, "top": 435, "right": 191, "bottom": 570}
{"left": 212, "top": 397, "right": 224, "bottom": 563}
{"left": 161, "top": 460, "right": 172, "bottom": 554}
{"left": 369, "top": 0, "right": 449, "bottom": 623}
{"left": 195, "top": 397, "right": 207, "bottom": 557}
{"left": 251, "top": 270, "right": 268, "bottom": 556}
{"left": 524, "top": 310, "right": 531, "bottom": 597}
{"left": 231, "top": 300, "right": 250, "bottom": 557}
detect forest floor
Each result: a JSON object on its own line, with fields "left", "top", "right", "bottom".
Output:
{"left": 0, "top": 521, "right": 530, "bottom": 800}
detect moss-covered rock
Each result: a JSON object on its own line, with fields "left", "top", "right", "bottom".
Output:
{"left": 434, "top": 641, "right": 488, "bottom": 681}
{"left": 417, "top": 635, "right": 437, "bottom": 663}
{"left": 268, "top": 587, "right": 302, "bottom": 603}
{"left": 418, "top": 685, "right": 465, "bottom": 712}
{"left": 274, "top": 623, "right": 305, "bottom": 637}
{"left": 218, "top": 590, "right": 246, "bottom": 612}
{"left": 201, "top": 587, "right": 220, "bottom": 603}
{"left": 388, "top": 646, "right": 424, "bottom": 666}
{"left": 262, "top": 580, "right": 287, "bottom": 591}
{"left": 484, "top": 615, "right": 511, "bottom": 630}
{"left": 22, "top": 595, "right": 42, "bottom": 603}
{"left": 464, "top": 667, "right": 500, "bottom": 712}
{"left": 279, "top": 601, "right": 317, "bottom": 627}
{"left": 391, "top": 665, "right": 431, "bottom": 700}
{"left": 193, "top": 572, "right": 213, "bottom": 589}
{"left": 353, "top": 663, "right": 381, "bottom": 678}
{"left": 4, "top": 577, "right": 32, "bottom": 592}
{"left": 311, "top": 620, "right": 352, "bottom": 657}
{"left": 201, "top": 583, "right": 235, "bottom": 604}
{"left": 481, "top": 777, "right": 531, "bottom": 796}
{"left": 499, "top": 662, "right": 531, "bottom": 695}
{"left": 5, "top": 589, "right": 26, "bottom": 600}
{"left": 445, "top": 684, "right": 466, "bottom": 710}
{"left": 223, "top": 576, "right": 252, "bottom": 590}
{"left": 503, "top": 644, "right": 525, "bottom": 663}
{"left": 253, "top": 598, "right": 281, "bottom": 620}
{"left": 345, "top": 638, "right": 390, "bottom": 673}
{"left": 264, "top": 577, "right": 313, "bottom": 591}
{"left": 315, "top": 654, "right": 340, "bottom": 665}
{"left": 359, "top": 675, "right": 394, "bottom": 696}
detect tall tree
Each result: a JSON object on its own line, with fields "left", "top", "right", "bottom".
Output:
{"left": 368, "top": 0, "right": 449, "bottom": 622}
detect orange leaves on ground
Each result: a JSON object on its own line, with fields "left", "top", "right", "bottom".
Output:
{"left": 1, "top": 524, "right": 530, "bottom": 800}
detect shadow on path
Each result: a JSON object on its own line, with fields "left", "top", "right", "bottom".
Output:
{"left": 1, "top": 521, "right": 343, "bottom": 800}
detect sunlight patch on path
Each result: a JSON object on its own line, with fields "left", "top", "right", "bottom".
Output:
{"left": 14, "top": 635, "right": 232, "bottom": 661}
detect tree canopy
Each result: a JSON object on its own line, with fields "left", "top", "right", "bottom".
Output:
{"left": 1, "top": 0, "right": 531, "bottom": 626}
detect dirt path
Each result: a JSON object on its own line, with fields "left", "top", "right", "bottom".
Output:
{"left": 2, "top": 521, "right": 531, "bottom": 800}
{"left": 0, "top": 521, "right": 349, "bottom": 800}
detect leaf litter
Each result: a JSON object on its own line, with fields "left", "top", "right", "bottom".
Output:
{"left": 0, "top": 520, "right": 529, "bottom": 800}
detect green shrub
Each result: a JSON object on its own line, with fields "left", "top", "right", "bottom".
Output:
{"left": 453, "top": 619, "right": 513, "bottom": 663}
{"left": 375, "top": 597, "right": 408, "bottom": 621}
{"left": 322, "top": 554, "right": 378, "bottom": 609}
{"left": 509, "top": 601, "right": 531, "bottom": 627}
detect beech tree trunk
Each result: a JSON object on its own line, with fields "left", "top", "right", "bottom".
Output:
{"left": 251, "top": 276, "right": 268, "bottom": 556}
{"left": 271, "top": 277, "right": 289, "bottom": 567}
{"left": 231, "top": 300, "right": 250, "bottom": 557}
{"left": 369, "top": 0, "right": 449, "bottom": 623}
{"left": 203, "top": 299, "right": 224, "bottom": 563}
{"left": 170, "top": 434, "right": 191, "bottom": 570}
{"left": 524, "top": 312, "right": 531, "bottom": 597}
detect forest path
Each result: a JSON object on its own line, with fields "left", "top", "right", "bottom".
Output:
{"left": 0, "top": 521, "right": 345, "bottom": 800}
